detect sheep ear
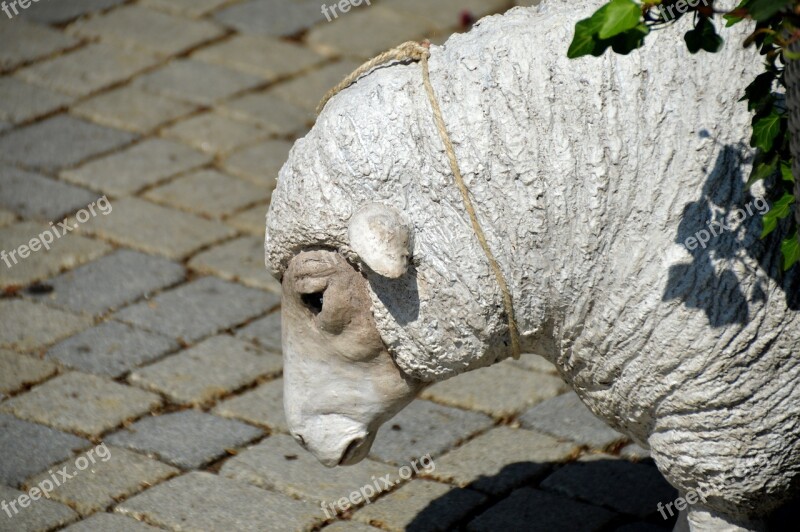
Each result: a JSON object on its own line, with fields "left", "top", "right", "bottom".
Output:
{"left": 348, "top": 203, "right": 412, "bottom": 279}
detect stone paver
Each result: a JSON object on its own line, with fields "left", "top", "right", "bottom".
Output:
{"left": 0, "top": 208, "right": 15, "bottom": 228}
{"left": 0, "top": 414, "right": 90, "bottom": 488}
{"left": 0, "top": 115, "right": 136, "bottom": 173}
{"left": 236, "top": 310, "right": 282, "bottom": 351}
{"left": 116, "top": 471, "right": 321, "bottom": 532}
{"left": 78, "top": 197, "right": 235, "bottom": 260}
{"left": 24, "top": 447, "right": 178, "bottom": 517}
{"left": 353, "top": 479, "right": 487, "bottom": 532}
{"left": 0, "top": 484, "right": 78, "bottom": 532}
{"left": 0, "top": 167, "right": 98, "bottom": 222}
{"left": 222, "top": 433, "right": 396, "bottom": 504}
{"left": 0, "top": 300, "right": 92, "bottom": 352}
{"left": 144, "top": 170, "right": 269, "bottom": 219}
{"left": 422, "top": 360, "right": 568, "bottom": 418}
{"left": 161, "top": 112, "right": 269, "bottom": 155}
{"left": 114, "top": 276, "right": 278, "bottom": 342}
{"left": 369, "top": 400, "right": 493, "bottom": 465}
{"left": 141, "top": 0, "right": 231, "bottom": 18}
{"left": 269, "top": 60, "right": 362, "bottom": 111}
{"left": 430, "top": 427, "right": 579, "bottom": 496}
{"left": 46, "top": 322, "right": 178, "bottom": 379}
{"left": 323, "top": 523, "right": 383, "bottom": 532}
{"left": 220, "top": 92, "right": 311, "bottom": 136}
{"left": 0, "top": 350, "right": 58, "bottom": 396}
{"left": 134, "top": 59, "right": 263, "bottom": 106}
{"left": 519, "top": 392, "right": 628, "bottom": 451}
{"left": 189, "top": 236, "right": 281, "bottom": 291}
{"left": 0, "top": 78, "right": 72, "bottom": 124}
{"left": 213, "top": 377, "right": 286, "bottom": 432}
{"left": 128, "top": 335, "right": 282, "bottom": 405}
{"left": 509, "top": 352, "right": 560, "bottom": 374}
{"left": 540, "top": 459, "right": 677, "bottom": 518}
{"left": 107, "top": 410, "right": 263, "bottom": 469}
{"left": 214, "top": 0, "right": 325, "bottom": 37}
{"left": 387, "top": 0, "right": 511, "bottom": 32}
{"left": 26, "top": 249, "right": 186, "bottom": 316}
{"left": 222, "top": 139, "right": 292, "bottom": 188}
{"left": 61, "top": 513, "right": 162, "bottom": 532}
{"left": 71, "top": 86, "right": 198, "bottom": 134}
{"left": 17, "top": 44, "right": 160, "bottom": 98}
{"left": 0, "top": 221, "right": 111, "bottom": 289}
{"left": 0, "top": 373, "right": 161, "bottom": 437}
{"left": 467, "top": 487, "right": 618, "bottom": 532}
{"left": 20, "top": 0, "right": 127, "bottom": 25}
{"left": 62, "top": 138, "right": 212, "bottom": 196}
{"left": 0, "top": 20, "right": 80, "bottom": 71}
{"left": 67, "top": 5, "right": 225, "bottom": 57}
{"left": 225, "top": 202, "right": 269, "bottom": 236}
{"left": 193, "top": 34, "right": 326, "bottom": 80}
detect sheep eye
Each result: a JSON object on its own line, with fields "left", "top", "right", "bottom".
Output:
{"left": 301, "top": 291, "right": 324, "bottom": 315}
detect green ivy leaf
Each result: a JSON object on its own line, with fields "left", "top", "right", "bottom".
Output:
{"left": 746, "top": 153, "right": 779, "bottom": 188}
{"left": 740, "top": 71, "right": 775, "bottom": 111}
{"left": 746, "top": 0, "right": 794, "bottom": 21}
{"left": 611, "top": 24, "right": 650, "bottom": 55}
{"left": 568, "top": 17, "right": 606, "bottom": 58}
{"left": 781, "top": 231, "right": 800, "bottom": 270}
{"left": 761, "top": 192, "right": 796, "bottom": 238}
{"left": 724, "top": 13, "right": 745, "bottom": 26}
{"left": 684, "top": 17, "right": 723, "bottom": 54}
{"left": 751, "top": 108, "right": 782, "bottom": 151}
{"left": 781, "top": 159, "right": 795, "bottom": 182}
{"left": 598, "top": 0, "right": 642, "bottom": 39}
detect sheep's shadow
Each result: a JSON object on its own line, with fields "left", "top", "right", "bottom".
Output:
{"left": 663, "top": 141, "right": 799, "bottom": 326}
{"left": 404, "top": 458, "right": 800, "bottom": 531}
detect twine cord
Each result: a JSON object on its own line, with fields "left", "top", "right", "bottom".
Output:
{"left": 317, "top": 41, "right": 522, "bottom": 360}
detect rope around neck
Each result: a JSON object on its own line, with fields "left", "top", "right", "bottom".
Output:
{"left": 317, "top": 41, "right": 522, "bottom": 360}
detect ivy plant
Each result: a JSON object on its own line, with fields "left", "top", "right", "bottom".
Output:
{"left": 569, "top": 0, "right": 800, "bottom": 270}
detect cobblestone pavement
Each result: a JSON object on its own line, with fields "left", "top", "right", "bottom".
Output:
{"left": 0, "top": 1, "right": 681, "bottom": 531}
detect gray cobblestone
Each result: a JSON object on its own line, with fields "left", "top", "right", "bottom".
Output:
{"left": 0, "top": 78, "right": 72, "bottom": 124}
{"left": 193, "top": 34, "right": 325, "bottom": 80}
{"left": 62, "top": 138, "right": 212, "bottom": 196}
{"left": 0, "top": 167, "right": 98, "bottom": 222}
{"left": 0, "top": 20, "right": 80, "bottom": 71}
{"left": 70, "top": 86, "right": 198, "bottom": 134}
{"left": 430, "top": 427, "right": 579, "bottom": 496}
{"left": 221, "top": 433, "right": 396, "bottom": 504}
{"left": 421, "top": 360, "right": 568, "bottom": 418}
{"left": 386, "top": 0, "right": 510, "bottom": 31}
{"left": 236, "top": 311, "right": 282, "bottom": 352}
{"left": 0, "top": 300, "right": 92, "bottom": 352}
{"left": 369, "top": 400, "right": 493, "bottom": 465}
{"left": 222, "top": 139, "right": 291, "bottom": 188}
{"left": 323, "top": 523, "right": 383, "bottom": 532}
{"left": 353, "top": 479, "right": 487, "bottom": 532}
{"left": 188, "top": 236, "right": 282, "bottom": 291}
{"left": 509, "top": 353, "right": 560, "bottom": 375}
{"left": 79, "top": 197, "right": 235, "bottom": 260}
{"left": 27, "top": 249, "right": 186, "bottom": 316}
{"left": 140, "top": 0, "right": 230, "bottom": 18}
{"left": 160, "top": 112, "right": 269, "bottom": 155}
{"left": 220, "top": 92, "right": 311, "bottom": 135}
{"left": 67, "top": 5, "right": 225, "bottom": 57}
{"left": 0, "top": 208, "right": 15, "bottom": 227}
{"left": 213, "top": 377, "right": 286, "bottom": 432}
{"left": 0, "top": 484, "right": 78, "bottom": 532}
{"left": 519, "top": 392, "right": 627, "bottom": 451}
{"left": 0, "top": 373, "right": 161, "bottom": 437}
{"left": 0, "top": 115, "right": 136, "bottom": 173}
{"left": 214, "top": 0, "right": 325, "bottom": 37}
{"left": 269, "top": 60, "right": 362, "bottom": 111}
{"left": 0, "top": 413, "right": 90, "bottom": 488}
{"left": 0, "top": 221, "right": 112, "bottom": 289}
{"left": 107, "top": 410, "right": 263, "bottom": 469}
{"left": 128, "top": 335, "right": 282, "bottom": 405}
{"left": 540, "top": 459, "right": 677, "bottom": 518}
{"left": 225, "top": 202, "right": 270, "bottom": 236}
{"left": 467, "top": 487, "right": 618, "bottom": 532}
{"left": 114, "top": 276, "right": 278, "bottom": 342}
{"left": 24, "top": 447, "right": 178, "bottom": 517}
{"left": 17, "top": 44, "right": 160, "bottom": 98}
{"left": 62, "top": 513, "right": 162, "bottom": 532}
{"left": 116, "top": 471, "right": 321, "bottom": 532}
{"left": 20, "top": 0, "right": 127, "bottom": 25}
{"left": 144, "top": 170, "right": 269, "bottom": 219}
{"left": 0, "top": 350, "right": 58, "bottom": 395}
{"left": 134, "top": 59, "right": 263, "bottom": 106}
{"left": 46, "top": 322, "right": 178, "bottom": 378}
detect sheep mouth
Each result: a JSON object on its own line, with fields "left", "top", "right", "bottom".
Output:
{"left": 338, "top": 434, "right": 373, "bottom": 466}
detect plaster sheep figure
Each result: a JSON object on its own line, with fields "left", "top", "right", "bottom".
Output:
{"left": 265, "top": 1, "right": 800, "bottom": 529}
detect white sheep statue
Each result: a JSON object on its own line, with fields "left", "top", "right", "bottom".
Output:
{"left": 265, "top": 1, "right": 800, "bottom": 530}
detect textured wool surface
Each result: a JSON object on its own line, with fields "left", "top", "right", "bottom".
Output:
{"left": 266, "top": 0, "right": 800, "bottom": 518}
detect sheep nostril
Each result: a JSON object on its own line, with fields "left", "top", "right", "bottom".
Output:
{"left": 291, "top": 431, "right": 307, "bottom": 449}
